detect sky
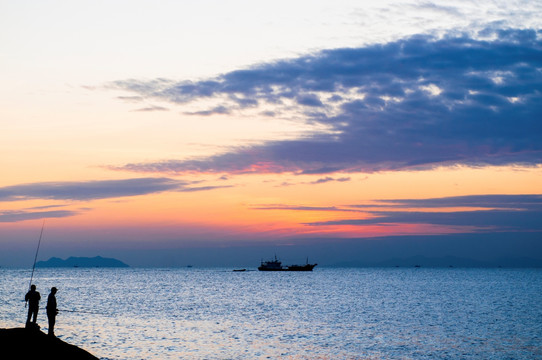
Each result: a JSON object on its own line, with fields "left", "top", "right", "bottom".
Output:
{"left": 1, "top": 0, "right": 541, "bottom": 267}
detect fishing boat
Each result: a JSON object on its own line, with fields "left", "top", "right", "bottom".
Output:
{"left": 258, "top": 256, "right": 317, "bottom": 271}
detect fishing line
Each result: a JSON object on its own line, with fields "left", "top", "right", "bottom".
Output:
{"left": 57, "top": 308, "right": 110, "bottom": 316}
{"left": 29, "top": 306, "right": 111, "bottom": 316}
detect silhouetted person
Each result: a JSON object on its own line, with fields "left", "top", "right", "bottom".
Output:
{"left": 25, "top": 284, "right": 41, "bottom": 328}
{"left": 46, "top": 287, "right": 59, "bottom": 336}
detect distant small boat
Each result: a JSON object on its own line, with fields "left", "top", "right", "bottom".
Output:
{"left": 233, "top": 269, "right": 246, "bottom": 272}
{"left": 258, "top": 256, "right": 317, "bottom": 271}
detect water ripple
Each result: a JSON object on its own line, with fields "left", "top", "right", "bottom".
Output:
{"left": 1, "top": 268, "right": 541, "bottom": 359}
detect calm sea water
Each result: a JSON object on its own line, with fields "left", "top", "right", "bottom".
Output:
{"left": 1, "top": 267, "right": 541, "bottom": 359}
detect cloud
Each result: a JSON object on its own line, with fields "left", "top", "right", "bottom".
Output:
{"left": 250, "top": 194, "right": 542, "bottom": 236}
{"left": 308, "top": 194, "right": 542, "bottom": 232}
{"left": 251, "top": 204, "right": 361, "bottom": 213}
{"left": 110, "top": 28, "right": 542, "bottom": 175}
{"left": 132, "top": 105, "right": 169, "bottom": 112}
{"left": 0, "top": 177, "right": 222, "bottom": 202}
{"left": 179, "top": 185, "right": 233, "bottom": 192}
{"left": 183, "top": 105, "right": 230, "bottom": 116}
{"left": 311, "top": 176, "right": 351, "bottom": 184}
{"left": 117, "top": 96, "right": 144, "bottom": 103}
{"left": 0, "top": 209, "right": 80, "bottom": 223}
{"left": 358, "top": 194, "right": 542, "bottom": 209}
{"left": 408, "top": 2, "right": 464, "bottom": 17}
{"left": 301, "top": 167, "right": 344, "bottom": 175}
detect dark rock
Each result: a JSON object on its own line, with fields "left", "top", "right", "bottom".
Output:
{"left": 0, "top": 328, "right": 99, "bottom": 360}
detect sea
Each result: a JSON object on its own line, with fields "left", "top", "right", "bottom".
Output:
{"left": 1, "top": 267, "right": 541, "bottom": 360}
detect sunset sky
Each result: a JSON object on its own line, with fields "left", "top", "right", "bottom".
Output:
{"left": 1, "top": 0, "right": 541, "bottom": 267}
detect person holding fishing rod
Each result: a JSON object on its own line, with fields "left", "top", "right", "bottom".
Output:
{"left": 24, "top": 222, "right": 45, "bottom": 329}
{"left": 22, "top": 222, "right": 45, "bottom": 329}
{"left": 25, "top": 284, "right": 41, "bottom": 329}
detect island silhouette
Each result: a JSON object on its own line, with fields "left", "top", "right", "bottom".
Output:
{"left": 36, "top": 256, "right": 129, "bottom": 268}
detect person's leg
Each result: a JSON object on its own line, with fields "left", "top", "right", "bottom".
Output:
{"left": 48, "top": 314, "right": 55, "bottom": 336}
{"left": 26, "top": 308, "right": 32, "bottom": 324}
{"left": 32, "top": 308, "right": 38, "bottom": 323}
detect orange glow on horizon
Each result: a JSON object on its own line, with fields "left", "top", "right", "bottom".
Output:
{"left": 1, "top": 165, "right": 540, "bottom": 247}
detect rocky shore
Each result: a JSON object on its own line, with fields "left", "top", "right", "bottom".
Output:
{"left": 0, "top": 327, "right": 99, "bottom": 360}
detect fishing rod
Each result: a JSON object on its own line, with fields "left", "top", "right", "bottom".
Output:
{"left": 26, "top": 221, "right": 45, "bottom": 309}
{"left": 28, "top": 221, "right": 45, "bottom": 292}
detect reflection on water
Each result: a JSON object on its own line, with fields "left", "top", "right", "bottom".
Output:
{"left": 1, "top": 268, "right": 541, "bottom": 359}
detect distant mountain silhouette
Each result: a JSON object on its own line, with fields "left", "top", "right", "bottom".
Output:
{"left": 36, "top": 256, "right": 129, "bottom": 268}
{"left": 329, "top": 255, "right": 542, "bottom": 268}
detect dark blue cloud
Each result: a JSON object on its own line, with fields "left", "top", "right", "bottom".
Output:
{"left": 0, "top": 209, "right": 80, "bottom": 223}
{"left": 361, "top": 194, "right": 542, "bottom": 209}
{"left": 296, "top": 94, "right": 324, "bottom": 107}
{"left": 310, "top": 176, "right": 350, "bottom": 184}
{"left": 111, "top": 28, "right": 542, "bottom": 174}
{"left": 250, "top": 194, "right": 542, "bottom": 234}
{"left": 308, "top": 194, "right": 542, "bottom": 232}
{"left": 0, "top": 178, "right": 222, "bottom": 202}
